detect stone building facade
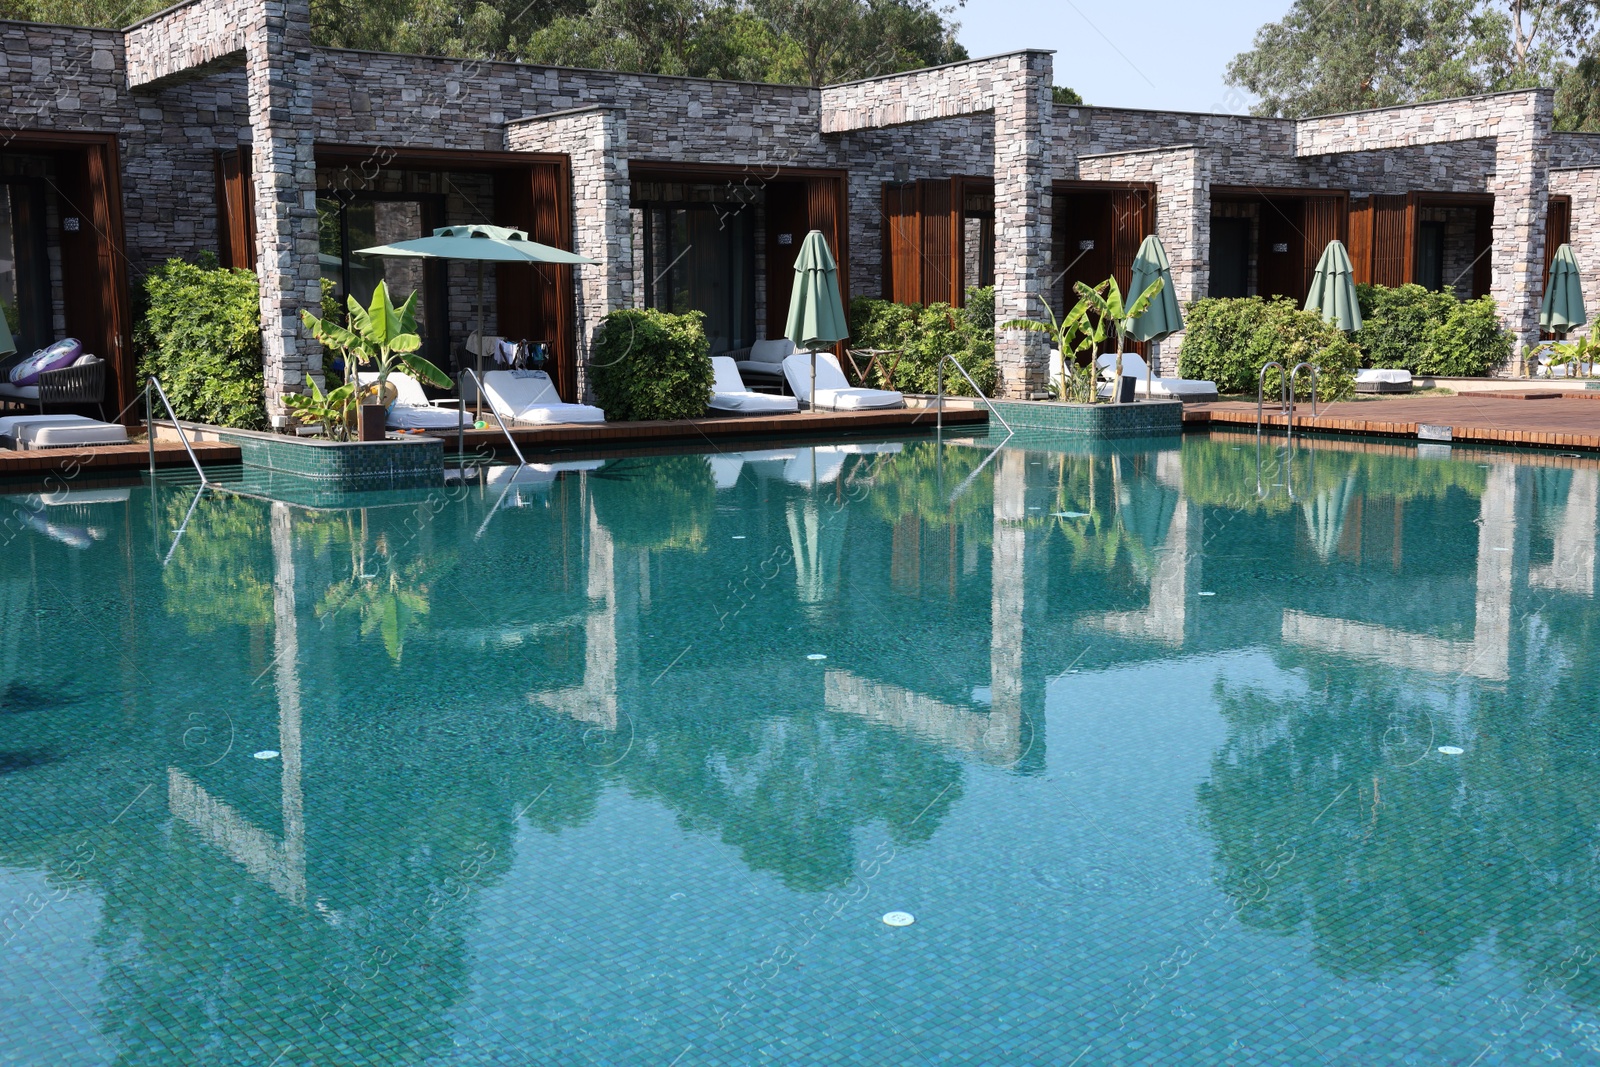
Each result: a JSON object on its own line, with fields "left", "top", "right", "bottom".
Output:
{"left": 1, "top": 0, "right": 1594, "bottom": 412}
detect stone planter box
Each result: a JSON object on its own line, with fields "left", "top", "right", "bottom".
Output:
{"left": 165, "top": 423, "right": 444, "bottom": 490}
{"left": 987, "top": 398, "right": 1183, "bottom": 437}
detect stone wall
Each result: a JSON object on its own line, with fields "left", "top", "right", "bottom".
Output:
{"left": 819, "top": 53, "right": 1038, "bottom": 133}
{"left": 124, "top": 0, "right": 250, "bottom": 89}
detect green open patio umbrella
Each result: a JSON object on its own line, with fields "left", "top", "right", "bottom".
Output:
{"left": 356, "top": 224, "right": 595, "bottom": 421}
{"left": 1541, "top": 243, "right": 1586, "bottom": 337}
{"left": 1128, "top": 235, "right": 1183, "bottom": 399}
{"left": 1304, "top": 240, "right": 1362, "bottom": 332}
{"left": 784, "top": 230, "right": 850, "bottom": 411}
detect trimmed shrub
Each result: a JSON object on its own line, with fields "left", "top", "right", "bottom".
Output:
{"left": 1177, "top": 296, "right": 1360, "bottom": 399}
{"left": 1354, "top": 284, "right": 1512, "bottom": 376}
{"left": 589, "top": 308, "right": 715, "bottom": 421}
{"left": 134, "top": 254, "right": 267, "bottom": 429}
{"left": 848, "top": 285, "right": 997, "bottom": 396}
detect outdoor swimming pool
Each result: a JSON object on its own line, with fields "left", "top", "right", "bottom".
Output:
{"left": 2, "top": 430, "right": 1599, "bottom": 1064}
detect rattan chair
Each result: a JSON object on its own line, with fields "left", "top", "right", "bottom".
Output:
{"left": 39, "top": 357, "right": 108, "bottom": 420}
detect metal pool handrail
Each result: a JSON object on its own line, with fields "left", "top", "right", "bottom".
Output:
{"left": 145, "top": 376, "right": 209, "bottom": 487}
{"left": 1256, "top": 361, "right": 1287, "bottom": 437}
{"left": 936, "top": 354, "right": 1012, "bottom": 435}
{"left": 462, "top": 368, "right": 527, "bottom": 466}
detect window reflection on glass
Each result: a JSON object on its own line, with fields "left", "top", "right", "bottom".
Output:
{"left": 639, "top": 203, "right": 756, "bottom": 356}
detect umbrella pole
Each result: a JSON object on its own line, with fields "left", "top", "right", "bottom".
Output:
{"left": 475, "top": 261, "right": 485, "bottom": 422}
{"left": 810, "top": 350, "right": 817, "bottom": 413}
{"left": 1148, "top": 340, "right": 1157, "bottom": 400}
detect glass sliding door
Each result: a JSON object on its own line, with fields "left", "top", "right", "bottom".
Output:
{"left": 317, "top": 192, "right": 450, "bottom": 370}
{"left": 0, "top": 179, "right": 54, "bottom": 354}
{"left": 638, "top": 199, "right": 757, "bottom": 356}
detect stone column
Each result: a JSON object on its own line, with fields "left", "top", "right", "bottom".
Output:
{"left": 992, "top": 52, "right": 1053, "bottom": 398}
{"left": 1489, "top": 91, "right": 1554, "bottom": 370}
{"left": 247, "top": 0, "right": 321, "bottom": 414}
{"left": 507, "top": 106, "right": 632, "bottom": 402}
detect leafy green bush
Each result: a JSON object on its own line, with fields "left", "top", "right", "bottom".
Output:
{"left": 589, "top": 308, "right": 714, "bottom": 421}
{"left": 1177, "top": 296, "right": 1360, "bottom": 399}
{"left": 134, "top": 254, "right": 267, "bottom": 429}
{"left": 1355, "top": 284, "right": 1512, "bottom": 376}
{"left": 848, "top": 286, "right": 997, "bottom": 396}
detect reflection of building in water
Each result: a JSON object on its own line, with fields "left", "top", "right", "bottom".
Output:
{"left": 1081, "top": 450, "right": 1194, "bottom": 646}
{"left": 990, "top": 449, "right": 1026, "bottom": 750}
{"left": 1283, "top": 464, "right": 1530, "bottom": 681}
{"left": 787, "top": 498, "right": 848, "bottom": 606}
{"left": 168, "top": 503, "right": 307, "bottom": 907}
{"left": 1531, "top": 469, "right": 1598, "bottom": 595}
{"left": 530, "top": 501, "right": 618, "bottom": 729}
{"left": 825, "top": 670, "right": 1022, "bottom": 764}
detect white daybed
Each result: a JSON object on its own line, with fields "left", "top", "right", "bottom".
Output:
{"left": 781, "top": 353, "right": 905, "bottom": 411}
{"left": 480, "top": 370, "right": 605, "bottom": 425}
{"left": 709, "top": 357, "right": 799, "bottom": 415}
{"left": 1355, "top": 368, "right": 1414, "bottom": 394}
{"left": 1094, "top": 352, "right": 1219, "bottom": 403}
{"left": 0, "top": 414, "right": 128, "bottom": 450}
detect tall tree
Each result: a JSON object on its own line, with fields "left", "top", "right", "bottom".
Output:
{"left": 1226, "top": 0, "right": 1599, "bottom": 118}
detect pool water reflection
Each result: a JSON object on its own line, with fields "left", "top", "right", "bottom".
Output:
{"left": 3, "top": 431, "right": 1600, "bottom": 1064}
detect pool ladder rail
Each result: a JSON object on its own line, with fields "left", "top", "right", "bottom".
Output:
{"left": 1256, "top": 361, "right": 1319, "bottom": 441}
{"left": 934, "top": 353, "right": 1013, "bottom": 435}
{"left": 145, "top": 376, "right": 209, "bottom": 487}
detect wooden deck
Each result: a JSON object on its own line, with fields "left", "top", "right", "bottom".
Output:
{"left": 0, "top": 439, "right": 240, "bottom": 482}
{"left": 1186, "top": 393, "right": 1600, "bottom": 451}
{"left": 421, "top": 405, "right": 987, "bottom": 455}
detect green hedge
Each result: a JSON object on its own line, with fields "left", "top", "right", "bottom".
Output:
{"left": 1177, "top": 296, "right": 1360, "bottom": 398}
{"left": 848, "top": 286, "right": 997, "bottom": 396}
{"left": 589, "top": 308, "right": 715, "bottom": 421}
{"left": 1355, "top": 284, "right": 1512, "bottom": 376}
{"left": 134, "top": 254, "right": 267, "bottom": 430}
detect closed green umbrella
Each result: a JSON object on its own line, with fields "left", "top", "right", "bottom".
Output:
{"left": 1128, "top": 235, "right": 1182, "bottom": 398}
{"left": 1304, "top": 240, "right": 1362, "bottom": 332}
{"left": 784, "top": 230, "right": 849, "bottom": 410}
{"left": 356, "top": 224, "right": 595, "bottom": 421}
{"left": 1541, "top": 243, "right": 1586, "bottom": 336}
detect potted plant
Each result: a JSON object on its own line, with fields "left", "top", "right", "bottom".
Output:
{"left": 300, "top": 282, "right": 452, "bottom": 441}
{"left": 1000, "top": 292, "right": 1100, "bottom": 401}
{"left": 1003, "top": 276, "right": 1164, "bottom": 403}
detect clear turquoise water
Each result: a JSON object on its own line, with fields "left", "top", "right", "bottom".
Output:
{"left": 3, "top": 431, "right": 1600, "bottom": 1064}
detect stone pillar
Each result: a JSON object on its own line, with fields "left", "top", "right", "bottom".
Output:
{"left": 507, "top": 106, "right": 632, "bottom": 402}
{"left": 246, "top": 0, "right": 321, "bottom": 414}
{"left": 1489, "top": 90, "right": 1554, "bottom": 371}
{"left": 992, "top": 53, "right": 1053, "bottom": 398}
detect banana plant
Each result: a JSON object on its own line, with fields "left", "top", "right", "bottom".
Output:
{"left": 1073, "top": 276, "right": 1165, "bottom": 403}
{"left": 282, "top": 378, "right": 357, "bottom": 440}
{"left": 1549, "top": 335, "right": 1593, "bottom": 378}
{"left": 1000, "top": 294, "right": 1103, "bottom": 400}
{"left": 300, "top": 281, "right": 452, "bottom": 406}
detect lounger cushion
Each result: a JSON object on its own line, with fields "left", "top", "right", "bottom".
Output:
{"left": 1356, "top": 369, "right": 1412, "bottom": 384}
{"left": 10, "top": 415, "right": 127, "bottom": 449}
{"left": 748, "top": 338, "right": 795, "bottom": 365}
{"left": 0, "top": 382, "right": 41, "bottom": 401}
{"left": 388, "top": 405, "right": 466, "bottom": 430}
{"left": 709, "top": 357, "right": 800, "bottom": 414}
{"left": 782, "top": 353, "right": 905, "bottom": 410}
{"left": 481, "top": 370, "right": 606, "bottom": 424}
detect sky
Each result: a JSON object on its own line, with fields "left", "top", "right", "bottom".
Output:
{"left": 955, "top": 0, "right": 1291, "bottom": 113}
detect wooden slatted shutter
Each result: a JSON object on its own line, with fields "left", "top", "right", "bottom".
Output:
{"left": 1348, "top": 197, "right": 1375, "bottom": 284}
{"left": 807, "top": 174, "right": 849, "bottom": 315}
{"left": 1300, "top": 195, "right": 1347, "bottom": 297}
{"left": 1370, "top": 194, "right": 1414, "bottom": 287}
{"left": 917, "top": 177, "right": 956, "bottom": 306}
{"left": 881, "top": 182, "right": 920, "bottom": 303}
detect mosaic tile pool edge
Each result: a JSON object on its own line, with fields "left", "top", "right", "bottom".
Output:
{"left": 988, "top": 399, "right": 1184, "bottom": 437}
{"left": 209, "top": 428, "right": 444, "bottom": 489}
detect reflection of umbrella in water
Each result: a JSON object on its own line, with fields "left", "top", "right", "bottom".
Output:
{"left": 1301, "top": 472, "right": 1360, "bottom": 560}
{"left": 786, "top": 499, "right": 848, "bottom": 605}
{"left": 356, "top": 224, "right": 595, "bottom": 419}
{"left": 1115, "top": 465, "right": 1180, "bottom": 557}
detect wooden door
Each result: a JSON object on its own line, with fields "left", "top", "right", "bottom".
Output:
{"left": 1056, "top": 190, "right": 1114, "bottom": 312}
{"left": 1472, "top": 203, "right": 1494, "bottom": 299}
{"left": 766, "top": 181, "right": 810, "bottom": 336}
{"left": 1108, "top": 186, "right": 1152, "bottom": 295}
{"left": 55, "top": 143, "right": 132, "bottom": 417}
{"left": 1348, "top": 198, "right": 1374, "bottom": 284}
{"left": 881, "top": 182, "right": 919, "bottom": 303}
{"left": 917, "top": 177, "right": 956, "bottom": 306}
{"left": 1256, "top": 197, "right": 1305, "bottom": 301}
{"left": 215, "top": 148, "right": 256, "bottom": 271}
{"left": 807, "top": 174, "right": 850, "bottom": 323}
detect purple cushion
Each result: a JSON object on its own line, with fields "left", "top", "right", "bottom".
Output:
{"left": 10, "top": 339, "right": 82, "bottom": 386}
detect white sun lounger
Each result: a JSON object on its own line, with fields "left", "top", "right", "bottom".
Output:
{"left": 1355, "top": 368, "right": 1414, "bottom": 393}
{"left": 782, "top": 352, "right": 904, "bottom": 411}
{"left": 0, "top": 414, "right": 128, "bottom": 450}
{"left": 357, "top": 372, "right": 466, "bottom": 429}
{"left": 710, "top": 357, "right": 800, "bottom": 415}
{"left": 784, "top": 447, "right": 850, "bottom": 487}
{"left": 480, "top": 370, "right": 605, "bottom": 425}
{"left": 1095, "top": 352, "right": 1218, "bottom": 403}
